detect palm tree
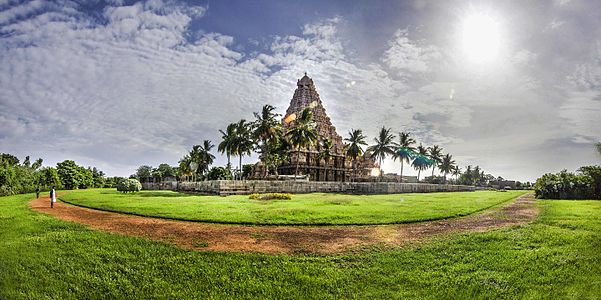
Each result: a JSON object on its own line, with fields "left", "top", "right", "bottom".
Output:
{"left": 218, "top": 123, "right": 237, "bottom": 172}
{"left": 367, "top": 126, "right": 396, "bottom": 180}
{"left": 452, "top": 165, "right": 461, "bottom": 182}
{"left": 199, "top": 140, "right": 215, "bottom": 179}
{"left": 285, "top": 107, "right": 318, "bottom": 178}
{"left": 253, "top": 104, "right": 284, "bottom": 178}
{"left": 232, "top": 119, "right": 254, "bottom": 180}
{"left": 317, "top": 139, "right": 334, "bottom": 181}
{"left": 596, "top": 142, "right": 601, "bottom": 156}
{"left": 428, "top": 145, "right": 443, "bottom": 177}
{"left": 393, "top": 131, "right": 416, "bottom": 183}
{"left": 412, "top": 144, "right": 433, "bottom": 182}
{"left": 438, "top": 153, "right": 456, "bottom": 184}
{"left": 253, "top": 104, "right": 281, "bottom": 145}
{"left": 344, "top": 129, "right": 368, "bottom": 182}
{"left": 178, "top": 155, "right": 192, "bottom": 181}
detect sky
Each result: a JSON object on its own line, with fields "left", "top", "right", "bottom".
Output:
{"left": 0, "top": 0, "right": 600, "bottom": 181}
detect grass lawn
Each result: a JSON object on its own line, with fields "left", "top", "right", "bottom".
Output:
{"left": 59, "top": 189, "right": 527, "bottom": 225}
{"left": 1, "top": 193, "right": 600, "bottom": 298}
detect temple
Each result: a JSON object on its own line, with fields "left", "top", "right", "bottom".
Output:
{"left": 257, "top": 74, "right": 375, "bottom": 181}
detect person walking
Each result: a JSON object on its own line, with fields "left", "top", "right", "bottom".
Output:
{"left": 50, "top": 186, "right": 56, "bottom": 208}
{"left": 35, "top": 185, "right": 40, "bottom": 199}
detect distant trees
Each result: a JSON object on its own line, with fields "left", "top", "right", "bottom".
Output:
{"left": 0, "top": 152, "right": 111, "bottom": 196}
{"left": 596, "top": 142, "right": 601, "bottom": 156}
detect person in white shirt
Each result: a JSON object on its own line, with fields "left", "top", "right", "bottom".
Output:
{"left": 50, "top": 186, "right": 56, "bottom": 208}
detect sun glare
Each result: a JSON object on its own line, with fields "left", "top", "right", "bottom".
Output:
{"left": 461, "top": 13, "right": 501, "bottom": 63}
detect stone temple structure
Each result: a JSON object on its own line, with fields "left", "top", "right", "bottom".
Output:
{"left": 264, "top": 73, "right": 375, "bottom": 181}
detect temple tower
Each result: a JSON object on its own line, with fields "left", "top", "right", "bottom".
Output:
{"left": 275, "top": 74, "right": 373, "bottom": 181}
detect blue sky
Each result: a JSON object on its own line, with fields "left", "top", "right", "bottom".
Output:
{"left": 0, "top": 0, "right": 600, "bottom": 181}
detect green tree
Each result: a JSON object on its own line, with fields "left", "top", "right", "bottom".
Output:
{"left": 39, "top": 167, "right": 60, "bottom": 189}
{"left": 157, "top": 164, "right": 175, "bottom": 179}
{"left": 218, "top": 122, "right": 237, "bottom": 172}
{"left": 178, "top": 155, "right": 192, "bottom": 182}
{"left": 317, "top": 139, "right": 334, "bottom": 181}
{"left": 57, "top": 160, "right": 87, "bottom": 189}
{"left": 367, "top": 126, "right": 396, "bottom": 180}
{"left": 135, "top": 165, "right": 153, "bottom": 183}
{"left": 412, "top": 144, "right": 433, "bottom": 182}
{"left": 344, "top": 129, "right": 368, "bottom": 182}
{"left": 596, "top": 142, "right": 601, "bottom": 156}
{"left": 438, "top": 153, "right": 456, "bottom": 184}
{"left": 232, "top": 120, "right": 254, "bottom": 180}
{"left": 207, "top": 166, "right": 233, "bottom": 180}
{"left": 428, "top": 145, "right": 443, "bottom": 177}
{"left": 393, "top": 131, "right": 416, "bottom": 183}
{"left": 285, "top": 107, "right": 318, "bottom": 178}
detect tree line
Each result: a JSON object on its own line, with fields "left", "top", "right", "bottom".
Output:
{"left": 154, "top": 103, "right": 512, "bottom": 185}
{"left": 0, "top": 153, "right": 123, "bottom": 196}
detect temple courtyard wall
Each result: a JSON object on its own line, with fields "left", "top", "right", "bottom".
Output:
{"left": 142, "top": 181, "right": 475, "bottom": 196}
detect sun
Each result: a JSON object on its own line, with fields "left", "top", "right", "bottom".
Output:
{"left": 461, "top": 13, "right": 501, "bottom": 63}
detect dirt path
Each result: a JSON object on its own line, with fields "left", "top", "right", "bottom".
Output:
{"left": 29, "top": 193, "right": 538, "bottom": 254}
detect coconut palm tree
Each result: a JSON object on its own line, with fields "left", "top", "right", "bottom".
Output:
{"left": 367, "top": 127, "right": 396, "bottom": 180}
{"left": 412, "top": 144, "right": 433, "bottom": 182}
{"left": 393, "top": 131, "right": 416, "bottom": 183}
{"left": 178, "top": 155, "right": 192, "bottom": 181}
{"left": 317, "top": 139, "right": 334, "bottom": 181}
{"left": 452, "top": 165, "right": 461, "bottom": 182}
{"left": 438, "top": 153, "right": 456, "bottom": 184}
{"left": 253, "top": 104, "right": 281, "bottom": 145}
{"left": 344, "top": 129, "right": 368, "bottom": 182}
{"left": 218, "top": 123, "right": 237, "bottom": 172}
{"left": 428, "top": 145, "right": 443, "bottom": 177}
{"left": 286, "top": 107, "right": 318, "bottom": 178}
{"left": 199, "top": 140, "right": 215, "bottom": 179}
{"left": 232, "top": 119, "right": 254, "bottom": 180}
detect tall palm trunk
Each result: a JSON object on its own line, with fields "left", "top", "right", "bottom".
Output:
{"left": 239, "top": 155, "right": 243, "bottom": 181}
{"left": 294, "top": 147, "right": 301, "bottom": 179}
{"left": 417, "top": 169, "right": 421, "bottom": 182}
{"left": 432, "top": 166, "right": 436, "bottom": 177}
{"left": 399, "top": 160, "right": 404, "bottom": 183}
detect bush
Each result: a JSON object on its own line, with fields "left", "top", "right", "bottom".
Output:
{"left": 534, "top": 166, "right": 600, "bottom": 200}
{"left": 248, "top": 193, "right": 292, "bottom": 200}
{"left": 116, "top": 178, "right": 142, "bottom": 193}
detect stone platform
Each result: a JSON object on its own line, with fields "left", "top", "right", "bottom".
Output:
{"left": 143, "top": 180, "right": 475, "bottom": 196}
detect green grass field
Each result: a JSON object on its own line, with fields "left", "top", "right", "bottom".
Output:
{"left": 1, "top": 193, "right": 600, "bottom": 298}
{"left": 59, "top": 189, "right": 526, "bottom": 225}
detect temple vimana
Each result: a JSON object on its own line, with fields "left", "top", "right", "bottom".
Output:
{"left": 255, "top": 74, "right": 375, "bottom": 181}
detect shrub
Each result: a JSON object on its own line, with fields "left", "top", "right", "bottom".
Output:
{"left": 248, "top": 193, "right": 292, "bottom": 200}
{"left": 116, "top": 178, "right": 142, "bottom": 193}
{"left": 534, "top": 166, "right": 600, "bottom": 200}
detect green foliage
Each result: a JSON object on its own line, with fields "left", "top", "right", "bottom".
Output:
{"left": 248, "top": 193, "right": 292, "bottom": 200}
{"left": 56, "top": 160, "right": 93, "bottom": 189}
{"left": 116, "top": 178, "right": 142, "bottom": 193}
{"left": 61, "top": 190, "right": 525, "bottom": 225}
{"left": 0, "top": 153, "right": 45, "bottom": 195}
{"left": 2, "top": 193, "right": 600, "bottom": 298}
{"left": 135, "top": 165, "right": 153, "bottom": 182}
{"left": 206, "top": 167, "right": 232, "bottom": 180}
{"left": 535, "top": 166, "right": 601, "bottom": 200}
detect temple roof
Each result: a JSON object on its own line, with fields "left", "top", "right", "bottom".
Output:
{"left": 284, "top": 74, "right": 345, "bottom": 154}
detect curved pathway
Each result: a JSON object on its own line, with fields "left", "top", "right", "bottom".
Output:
{"left": 29, "top": 193, "right": 538, "bottom": 254}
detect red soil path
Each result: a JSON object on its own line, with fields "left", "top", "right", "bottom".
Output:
{"left": 29, "top": 193, "right": 538, "bottom": 254}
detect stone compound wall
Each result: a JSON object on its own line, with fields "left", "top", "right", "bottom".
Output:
{"left": 143, "top": 180, "right": 474, "bottom": 196}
